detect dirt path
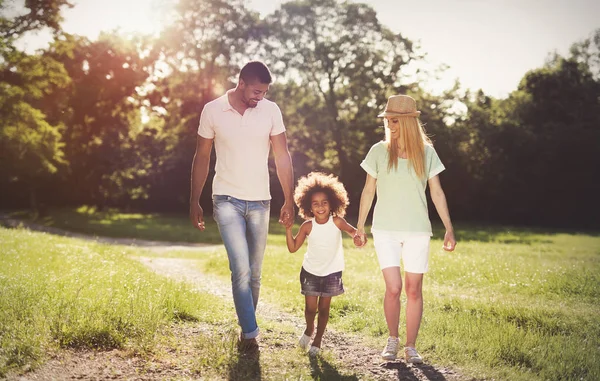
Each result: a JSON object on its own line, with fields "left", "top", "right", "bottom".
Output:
{"left": 2, "top": 217, "right": 470, "bottom": 381}
{"left": 135, "top": 256, "right": 464, "bottom": 381}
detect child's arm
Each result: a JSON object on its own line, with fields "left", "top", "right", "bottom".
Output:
{"left": 286, "top": 220, "right": 311, "bottom": 253}
{"left": 333, "top": 216, "right": 367, "bottom": 247}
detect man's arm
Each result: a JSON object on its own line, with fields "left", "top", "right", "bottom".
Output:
{"left": 270, "top": 132, "right": 294, "bottom": 227}
{"left": 189, "top": 135, "right": 214, "bottom": 231}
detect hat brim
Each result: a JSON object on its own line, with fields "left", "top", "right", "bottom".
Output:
{"left": 377, "top": 111, "right": 421, "bottom": 118}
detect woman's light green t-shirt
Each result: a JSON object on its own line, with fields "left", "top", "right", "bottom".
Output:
{"left": 360, "top": 141, "right": 445, "bottom": 235}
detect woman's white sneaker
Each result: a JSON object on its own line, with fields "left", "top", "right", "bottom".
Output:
{"left": 381, "top": 337, "right": 399, "bottom": 361}
{"left": 404, "top": 346, "right": 423, "bottom": 364}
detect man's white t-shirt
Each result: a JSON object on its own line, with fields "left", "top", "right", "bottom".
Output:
{"left": 197, "top": 91, "right": 286, "bottom": 201}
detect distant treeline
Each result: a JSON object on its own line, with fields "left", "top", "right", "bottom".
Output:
{"left": 1, "top": 0, "right": 599, "bottom": 229}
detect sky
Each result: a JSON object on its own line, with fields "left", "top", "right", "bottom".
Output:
{"left": 13, "top": 0, "right": 600, "bottom": 98}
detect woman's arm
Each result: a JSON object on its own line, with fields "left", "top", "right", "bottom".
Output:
{"left": 428, "top": 175, "right": 456, "bottom": 251}
{"left": 355, "top": 174, "right": 377, "bottom": 246}
{"left": 285, "top": 220, "right": 311, "bottom": 253}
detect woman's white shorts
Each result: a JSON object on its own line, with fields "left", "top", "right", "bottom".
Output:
{"left": 372, "top": 230, "right": 431, "bottom": 273}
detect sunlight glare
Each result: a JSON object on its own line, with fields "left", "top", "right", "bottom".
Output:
{"left": 63, "top": 0, "right": 171, "bottom": 38}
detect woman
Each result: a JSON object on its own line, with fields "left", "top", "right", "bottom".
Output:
{"left": 355, "top": 95, "right": 456, "bottom": 363}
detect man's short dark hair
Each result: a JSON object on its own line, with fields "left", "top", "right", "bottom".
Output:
{"left": 239, "top": 61, "right": 272, "bottom": 84}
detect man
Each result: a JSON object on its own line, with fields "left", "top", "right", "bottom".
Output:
{"left": 189, "top": 61, "right": 294, "bottom": 351}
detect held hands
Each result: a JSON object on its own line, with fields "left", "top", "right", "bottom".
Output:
{"left": 443, "top": 230, "right": 456, "bottom": 251}
{"left": 190, "top": 202, "right": 205, "bottom": 231}
{"left": 279, "top": 202, "right": 294, "bottom": 228}
{"left": 353, "top": 227, "right": 367, "bottom": 247}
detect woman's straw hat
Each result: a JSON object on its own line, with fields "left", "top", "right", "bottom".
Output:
{"left": 377, "top": 95, "right": 421, "bottom": 118}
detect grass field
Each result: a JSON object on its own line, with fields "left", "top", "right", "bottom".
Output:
{"left": 2, "top": 207, "right": 599, "bottom": 380}
{"left": 0, "top": 227, "right": 358, "bottom": 380}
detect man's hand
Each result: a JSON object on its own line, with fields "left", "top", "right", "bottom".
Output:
{"left": 443, "top": 230, "right": 456, "bottom": 251}
{"left": 190, "top": 202, "right": 205, "bottom": 231}
{"left": 279, "top": 202, "right": 294, "bottom": 228}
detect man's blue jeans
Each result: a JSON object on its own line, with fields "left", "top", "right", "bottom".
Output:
{"left": 212, "top": 195, "right": 270, "bottom": 339}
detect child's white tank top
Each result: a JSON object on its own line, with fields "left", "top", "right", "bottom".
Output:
{"left": 302, "top": 216, "right": 345, "bottom": 276}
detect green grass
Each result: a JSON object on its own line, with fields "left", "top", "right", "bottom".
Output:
{"left": 200, "top": 223, "right": 600, "bottom": 381}
{"left": 3, "top": 207, "right": 600, "bottom": 380}
{"left": 0, "top": 227, "right": 234, "bottom": 377}
{"left": 0, "top": 226, "right": 364, "bottom": 380}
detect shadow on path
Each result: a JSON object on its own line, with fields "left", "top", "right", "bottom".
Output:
{"left": 383, "top": 360, "right": 451, "bottom": 380}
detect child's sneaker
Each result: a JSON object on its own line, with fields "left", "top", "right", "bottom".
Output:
{"left": 404, "top": 346, "right": 423, "bottom": 364}
{"left": 308, "top": 346, "right": 320, "bottom": 356}
{"left": 381, "top": 336, "right": 399, "bottom": 361}
{"left": 298, "top": 333, "right": 311, "bottom": 351}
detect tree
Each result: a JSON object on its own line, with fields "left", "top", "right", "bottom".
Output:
{"left": 0, "top": 0, "right": 72, "bottom": 39}
{"left": 263, "top": 0, "right": 422, "bottom": 211}
{"left": 144, "top": 0, "right": 261, "bottom": 210}
{"left": 456, "top": 29, "right": 600, "bottom": 227}
{"left": 44, "top": 32, "right": 157, "bottom": 209}
{"left": 0, "top": 0, "right": 72, "bottom": 212}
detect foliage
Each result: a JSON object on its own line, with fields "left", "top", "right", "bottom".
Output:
{"left": 455, "top": 32, "right": 600, "bottom": 227}
{"left": 0, "top": 0, "right": 73, "bottom": 212}
{"left": 263, "top": 0, "right": 421, "bottom": 195}
{"left": 141, "top": 0, "right": 262, "bottom": 210}
{"left": 0, "top": 0, "right": 598, "bottom": 228}
{"left": 43, "top": 33, "right": 158, "bottom": 208}
{"left": 0, "top": 0, "right": 72, "bottom": 38}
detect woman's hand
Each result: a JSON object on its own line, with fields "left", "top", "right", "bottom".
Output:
{"left": 443, "top": 230, "right": 456, "bottom": 251}
{"left": 354, "top": 227, "right": 367, "bottom": 247}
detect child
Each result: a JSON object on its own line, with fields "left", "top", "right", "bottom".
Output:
{"left": 285, "top": 172, "right": 365, "bottom": 356}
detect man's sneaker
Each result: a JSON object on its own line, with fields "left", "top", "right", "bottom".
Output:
{"left": 404, "top": 346, "right": 423, "bottom": 364}
{"left": 381, "top": 337, "right": 399, "bottom": 361}
{"left": 237, "top": 337, "right": 259, "bottom": 354}
{"left": 298, "top": 333, "right": 311, "bottom": 351}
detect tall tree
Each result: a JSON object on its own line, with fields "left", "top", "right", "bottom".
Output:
{"left": 0, "top": 0, "right": 72, "bottom": 38}
{"left": 45, "top": 32, "right": 156, "bottom": 208}
{"left": 145, "top": 0, "right": 261, "bottom": 209}
{"left": 457, "top": 29, "right": 600, "bottom": 227}
{"left": 263, "top": 0, "right": 422, "bottom": 209}
{"left": 0, "top": 0, "right": 72, "bottom": 212}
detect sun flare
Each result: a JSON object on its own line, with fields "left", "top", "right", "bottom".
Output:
{"left": 65, "top": 0, "right": 170, "bottom": 38}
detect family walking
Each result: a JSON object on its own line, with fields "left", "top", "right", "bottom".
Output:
{"left": 189, "top": 61, "right": 456, "bottom": 364}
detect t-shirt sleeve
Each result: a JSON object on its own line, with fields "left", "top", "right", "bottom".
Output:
{"left": 427, "top": 145, "right": 445, "bottom": 179}
{"left": 270, "top": 103, "right": 286, "bottom": 136}
{"left": 360, "top": 143, "right": 380, "bottom": 178}
{"left": 197, "top": 105, "right": 214, "bottom": 139}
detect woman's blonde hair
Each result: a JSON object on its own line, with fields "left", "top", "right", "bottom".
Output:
{"left": 384, "top": 117, "right": 432, "bottom": 179}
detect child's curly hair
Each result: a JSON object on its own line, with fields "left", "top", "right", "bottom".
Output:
{"left": 294, "top": 172, "right": 349, "bottom": 219}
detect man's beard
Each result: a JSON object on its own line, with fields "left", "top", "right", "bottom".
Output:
{"left": 244, "top": 96, "right": 259, "bottom": 108}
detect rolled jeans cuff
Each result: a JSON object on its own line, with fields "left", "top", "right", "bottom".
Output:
{"left": 242, "top": 327, "right": 260, "bottom": 340}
